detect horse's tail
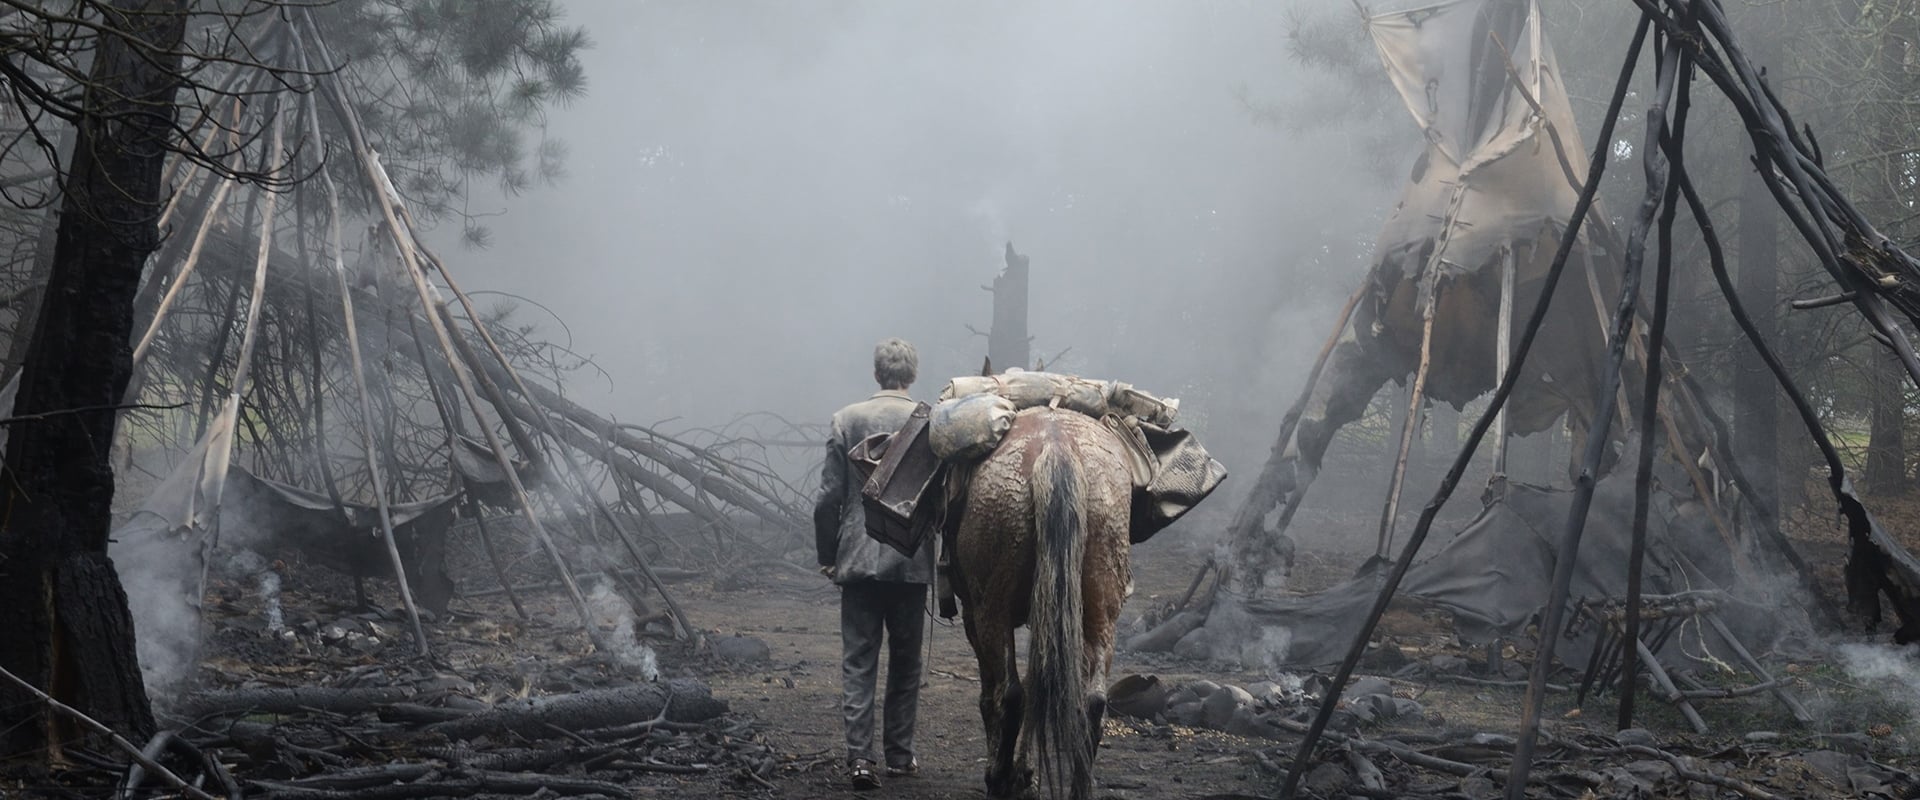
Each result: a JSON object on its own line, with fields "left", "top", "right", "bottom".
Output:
{"left": 1027, "top": 435, "right": 1093, "bottom": 800}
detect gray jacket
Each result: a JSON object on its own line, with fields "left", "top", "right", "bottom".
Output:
{"left": 814, "top": 390, "right": 935, "bottom": 584}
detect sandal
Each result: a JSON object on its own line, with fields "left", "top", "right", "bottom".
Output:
{"left": 886, "top": 760, "right": 919, "bottom": 777}
{"left": 849, "top": 759, "right": 880, "bottom": 791}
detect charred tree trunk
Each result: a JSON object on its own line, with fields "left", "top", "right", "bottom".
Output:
{"left": 0, "top": 129, "right": 75, "bottom": 392}
{"left": 0, "top": 0, "right": 188, "bottom": 764}
{"left": 988, "top": 242, "right": 1029, "bottom": 373}
{"left": 1734, "top": 166, "right": 1781, "bottom": 515}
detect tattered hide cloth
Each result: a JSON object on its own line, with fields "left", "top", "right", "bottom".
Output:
{"left": 1367, "top": 0, "right": 1594, "bottom": 275}
{"left": 1369, "top": 0, "right": 1609, "bottom": 421}
{"left": 124, "top": 461, "right": 460, "bottom": 614}
{"left": 451, "top": 434, "right": 538, "bottom": 512}
{"left": 1291, "top": 0, "right": 1623, "bottom": 471}
{"left": 1236, "top": 474, "right": 1797, "bottom": 669}
{"left": 224, "top": 470, "right": 459, "bottom": 613}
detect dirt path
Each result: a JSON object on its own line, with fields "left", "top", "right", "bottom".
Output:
{"left": 681, "top": 556, "right": 1270, "bottom": 799}
{"left": 221, "top": 524, "right": 1890, "bottom": 799}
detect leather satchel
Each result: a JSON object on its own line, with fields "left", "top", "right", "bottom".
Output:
{"left": 859, "top": 402, "right": 943, "bottom": 557}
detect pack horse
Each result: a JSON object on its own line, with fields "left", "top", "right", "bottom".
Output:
{"left": 953, "top": 407, "right": 1135, "bottom": 800}
{"left": 855, "top": 369, "right": 1223, "bottom": 798}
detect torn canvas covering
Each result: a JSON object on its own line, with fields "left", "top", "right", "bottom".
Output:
{"left": 119, "top": 433, "right": 460, "bottom": 613}
{"left": 1369, "top": 0, "right": 1590, "bottom": 279}
{"left": 221, "top": 469, "right": 458, "bottom": 614}
{"left": 452, "top": 434, "right": 538, "bottom": 511}
{"left": 1292, "top": 0, "right": 1618, "bottom": 472}
{"left": 1232, "top": 468, "right": 1799, "bottom": 669}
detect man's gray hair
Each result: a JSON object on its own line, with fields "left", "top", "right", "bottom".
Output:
{"left": 873, "top": 338, "right": 918, "bottom": 389}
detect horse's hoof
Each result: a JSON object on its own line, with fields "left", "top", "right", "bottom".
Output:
{"left": 985, "top": 766, "right": 1040, "bottom": 800}
{"left": 984, "top": 769, "right": 1012, "bottom": 799}
{"left": 1015, "top": 767, "right": 1039, "bottom": 800}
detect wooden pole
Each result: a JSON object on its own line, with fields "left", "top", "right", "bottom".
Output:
{"left": 1242, "top": 285, "right": 1367, "bottom": 555}
{"left": 128, "top": 176, "right": 235, "bottom": 376}
{"left": 291, "top": 32, "right": 431, "bottom": 656}
{"left": 128, "top": 94, "right": 251, "bottom": 383}
{"left": 1585, "top": 244, "right": 1749, "bottom": 572}
{"left": 1621, "top": 59, "right": 1688, "bottom": 730}
{"left": 349, "top": 142, "right": 704, "bottom": 640}
{"left": 301, "top": 14, "right": 604, "bottom": 645}
{"left": 1507, "top": 30, "right": 1683, "bottom": 800}
{"left": 551, "top": 440, "right": 699, "bottom": 641}
{"left": 1493, "top": 246, "right": 1516, "bottom": 477}
{"left": 1704, "top": 613, "right": 1812, "bottom": 724}
{"left": 413, "top": 252, "right": 698, "bottom": 638}
{"left": 466, "top": 494, "right": 529, "bottom": 620}
{"left": 1218, "top": 282, "right": 1365, "bottom": 593}
{"left": 1632, "top": 636, "right": 1709, "bottom": 733}
{"left": 1375, "top": 279, "right": 1442, "bottom": 559}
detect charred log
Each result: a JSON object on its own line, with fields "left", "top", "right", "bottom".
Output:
{"left": 424, "top": 679, "right": 726, "bottom": 742}
{"left": 183, "top": 687, "right": 411, "bottom": 719}
{"left": 252, "top": 767, "right": 629, "bottom": 799}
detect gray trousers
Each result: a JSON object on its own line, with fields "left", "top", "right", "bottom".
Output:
{"left": 839, "top": 580, "right": 928, "bottom": 767}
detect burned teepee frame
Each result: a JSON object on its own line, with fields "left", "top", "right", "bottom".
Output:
{"left": 99, "top": 8, "right": 814, "bottom": 674}
{"left": 1275, "top": 1, "right": 1920, "bottom": 797}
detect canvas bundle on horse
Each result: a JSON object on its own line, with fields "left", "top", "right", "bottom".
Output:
{"left": 856, "top": 373, "right": 1224, "bottom": 798}
{"left": 858, "top": 371, "right": 1225, "bottom": 555}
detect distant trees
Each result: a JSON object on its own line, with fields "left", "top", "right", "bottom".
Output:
{"left": 305, "top": 0, "right": 588, "bottom": 244}
{"left": 1793, "top": 1, "right": 1920, "bottom": 494}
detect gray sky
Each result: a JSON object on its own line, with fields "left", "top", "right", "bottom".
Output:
{"left": 430, "top": 0, "right": 1400, "bottom": 473}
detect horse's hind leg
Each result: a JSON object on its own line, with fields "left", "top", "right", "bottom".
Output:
{"left": 1087, "top": 690, "right": 1108, "bottom": 753}
{"left": 966, "top": 612, "right": 1026, "bottom": 798}
{"left": 999, "top": 642, "right": 1035, "bottom": 798}
{"left": 990, "top": 640, "right": 1032, "bottom": 797}
{"left": 1082, "top": 636, "right": 1113, "bottom": 759}
{"left": 1077, "top": 673, "right": 1108, "bottom": 794}
{"left": 1085, "top": 625, "right": 1114, "bottom": 753}
{"left": 1082, "top": 531, "right": 1128, "bottom": 785}
{"left": 1084, "top": 628, "right": 1116, "bottom": 763}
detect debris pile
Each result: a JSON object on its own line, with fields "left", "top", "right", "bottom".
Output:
{"left": 79, "top": 556, "right": 805, "bottom": 800}
{"left": 1109, "top": 673, "right": 1425, "bottom": 739}
{"left": 1109, "top": 669, "right": 1920, "bottom": 799}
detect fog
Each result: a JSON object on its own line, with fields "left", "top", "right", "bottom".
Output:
{"left": 430, "top": 0, "right": 1401, "bottom": 476}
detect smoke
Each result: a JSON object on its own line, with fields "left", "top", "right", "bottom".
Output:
{"left": 427, "top": 0, "right": 1393, "bottom": 497}
{"left": 1837, "top": 643, "right": 1920, "bottom": 731}
{"left": 1246, "top": 625, "right": 1297, "bottom": 674}
{"left": 112, "top": 518, "right": 204, "bottom": 697}
{"left": 967, "top": 196, "right": 1011, "bottom": 259}
{"left": 587, "top": 579, "right": 660, "bottom": 681}
{"left": 112, "top": 469, "right": 292, "bottom": 696}
{"left": 260, "top": 567, "right": 285, "bottom": 633}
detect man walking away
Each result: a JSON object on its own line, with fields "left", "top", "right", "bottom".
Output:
{"left": 815, "top": 338, "right": 935, "bottom": 791}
